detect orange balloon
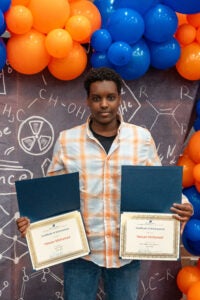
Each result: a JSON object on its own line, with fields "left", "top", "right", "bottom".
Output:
{"left": 69, "top": 0, "right": 101, "bottom": 41}
{"left": 177, "top": 155, "right": 195, "bottom": 187}
{"left": 7, "top": 29, "right": 50, "bottom": 74}
{"left": 196, "top": 27, "right": 200, "bottom": 45}
{"left": 195, "top": 181, "right": 200, "bottom": 193}
{"left": 193, "top": 164, "right": 200, "bottom": 182}
{"left": 65, "top": 15, "right": 92, "bottom": 43}
{"left": 45, "top": 29, "right": 73, "bottom": 58}
{"left": 176, "top": 12, "right": 188, "bottom": 27}
{"left": 28, "top": 0, "right": 70, "bottom": 34}
{"left": 188, "top": 131, "right": 200, "bottom": 163}
{"left": 175, "top": 24, "right": 196, "bottom": 46}
{"left": 187, "top": 13, "right": 200, "bottom": 28}
{"left": 187, "top": 281, "right": 200, "bottom": 300}
{"left": 48, "top": 41, "right": 87, "bottom": 80}
{"left": 176, "top": 266, "right": 200, "bottom": 295}
{"left": 176, "top": 42, "right": 200, "bottom": 81}
{"left": 12, "top": 0, "right": 30, "bottom": 5}
{"left": 5, "top": 5, "right": 33, "bottom": 35}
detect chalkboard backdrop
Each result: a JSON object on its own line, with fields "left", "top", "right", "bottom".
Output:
{"left": 0, "top": 63, "right": 199, "bottom": 300}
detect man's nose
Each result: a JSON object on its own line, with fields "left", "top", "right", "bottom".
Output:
{"left": 100, "top": 98, "right": 108, "bottom": 108}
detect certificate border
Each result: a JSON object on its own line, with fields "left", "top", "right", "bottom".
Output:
{"left": 26, "top": 211, "right": 90, "bottom": 270}
{"left": 120, "top": 212, "right": 180, "bottom": 260}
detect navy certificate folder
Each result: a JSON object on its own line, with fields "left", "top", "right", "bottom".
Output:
{"left": 15, "top": 172, "right": 80, "bottom": 222}
{"left": 121, "top": 166, "right": 183, "bottom": 213}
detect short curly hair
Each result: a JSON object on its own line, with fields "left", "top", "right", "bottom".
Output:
{"left": 84, "top": 67, "right": 122, "bottom": 96}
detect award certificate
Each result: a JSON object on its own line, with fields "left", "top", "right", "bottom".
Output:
{"left": 26, "top": 211, "right": 90, "bottom": 270}
{"left": 120, "top": 212, "right": 180, "bottom": 260}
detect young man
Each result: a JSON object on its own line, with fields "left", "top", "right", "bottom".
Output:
{"left": 17, "top": 67, "right": 193, "bottom": 300}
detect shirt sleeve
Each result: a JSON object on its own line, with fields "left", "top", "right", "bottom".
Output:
{"left": 47, "top": 134, "right": 66, "bottom": 176}
{"left": 146, "top": 133, "right": 162, "bottom": 166}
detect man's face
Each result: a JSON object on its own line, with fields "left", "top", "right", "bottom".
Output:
{"left": 87, "top": 80, "right": 121, "bottom": 127}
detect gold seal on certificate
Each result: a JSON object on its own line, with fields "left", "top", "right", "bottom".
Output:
{"left": 26, "top": 211, "right": 90, "bottom": 270}
{"left": 120, "top": 212, "right": 180, "bottom": 261}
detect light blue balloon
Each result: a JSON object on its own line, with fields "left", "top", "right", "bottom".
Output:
{"left": 91, "top": 29, "right": 112, "bottom": 52}
{"left": 0, "top": 38, "right": 6, "bottom": 70}
{"left": 90, "top": 52, "right": 113, "bottom": 68}
{"left": 144, "top": 4, "right": 178, "bottom": 43}
{"left": 106, "top": 8, "right": 145, "bottom": 44}
{"left": 147, "top": 37, "right": 181, "bottom": 70}
{"left": 107, "top": 41, "right": 132, "bottom": 66}
{"left": 114, "top": 39, "right": 150, "bottom": 80}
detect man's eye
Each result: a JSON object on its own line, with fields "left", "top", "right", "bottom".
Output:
{"left": 108, "top": 95, "right": 115, "bottom": 101}
{"left": 91, "top": 96, "right": 100, "bottom": 102}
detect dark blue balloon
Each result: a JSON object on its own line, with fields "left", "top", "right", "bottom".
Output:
{"left": 0, "top": 10, "right": 4, "bottom": 29}
{"left": 194, "top": 118, "right": 200, "bottom": 132}
{"left": 147, "top": 37, "right": 180, "bottom": 70}
{"left": 114, "top": 39, "right": 150, "bottom": 80}
{"left": 91, "top": 29, "right": 112, "bottom": 52}
{"left": 196, "top": 99, "right": 200, "bottom": 117}
{"left": 107, "top": 41, "right": 132, "bottom": 66}
{"left": 162, "top": 0, "right": 200, "bottom": 14}
{"left": 144, "top": 4, "right": 178, "bottom": 43}
{"left": 93, "top": 0, "right": 115, "bottom": 28}
{"left": 90, "top": 52, "right": 113, "bottom": 68}
{"left": 183, "top": 186, "right": 200, "bottom": 219}
{"left": 184, "top": 219, "right": 200, "bottom": 242}
{"left": 182, "top": 230, "right": 200, "bottom": 256}
{"left": 0, "top": 20, "right": 6, "bottom": 36}
{"left": 106, "top": 8, "right": 145, "bottom": 44}
{"left": 0, "top": 0, "right": 11, "bottom": 13}
{"left": 0, "top": 38, "right": 6, "bottom": 70}
{"left": 113, "top": 0, "right": 155, "bottom": 15}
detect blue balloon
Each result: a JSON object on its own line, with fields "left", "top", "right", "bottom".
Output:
{"left": 0, "top": 20, "right": 6, "bottom": 36}
{"left": 147, "top": 37, "right": 180, "bottom": 70}
{"left": 162, "top": 0, "right": 200, "bottom": 14}
{"left": 0, "top": 10, "right": 4, "bottom": 29}
{"left": 182, "top": 230, "right": 200, "bottom": 256}
{"left": 114, "top": 0, "right": 155, "bottom": 15}
{"left": 91, "top": 29, "right": 112, "bottom": 52}
{"left": 196, "top": 99, "right": 200, "bottom": 117}
{"left": 106, "top": 8, "right": 145, "bottom": 44}
{"left": 183, "top": 186, "right": 200, "bottom": 219}
{"left": 93, "top": 0, "right": 115, "bottom": 28}
{"left": 107, "top": 41, "right": 132, "bottom": 66}
{"left": 0, "top": 38, "right": 6, "bottom": 70}
{"left": 114, "top": 39, "right": 150, "bottom": 80}
{"left": 0, "top": 0, "right": 11, "bottom": 13}
{"left": 184, "top": 219, "right": 200, "bottom": 242}
{"left": 90, "top": 52, "right": 113, "bottom": 68}
{"left": 144, "top": 4, "right": 178, "bottom": 43}
{"left": 194, "top": 118, "right": 200, "bottom": 131}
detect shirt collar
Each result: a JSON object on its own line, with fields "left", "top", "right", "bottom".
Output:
{"left": 86, "top": 114, "right": 124, "bottom": 138}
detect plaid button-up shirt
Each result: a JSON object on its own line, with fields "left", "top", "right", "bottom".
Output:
{"left": 47, "top": 117, "right": 161, "bottom": 268}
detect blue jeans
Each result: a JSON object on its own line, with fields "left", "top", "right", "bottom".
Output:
{"left": 63, "top": 258, "right": 140, "bottom": 300}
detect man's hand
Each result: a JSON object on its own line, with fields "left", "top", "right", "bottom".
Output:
{"left": 170, "top": 202, "right": 194, "bottom": 233}
{"left": 170, "top": 202, "right": 194, "bottom": 222}
{"left": 16, "top": 217, "right": 30, "bottom": 238}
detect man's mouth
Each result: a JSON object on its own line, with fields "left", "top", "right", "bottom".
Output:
{"left": 99, "top": 112, "right": 110, "bottom": 116}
